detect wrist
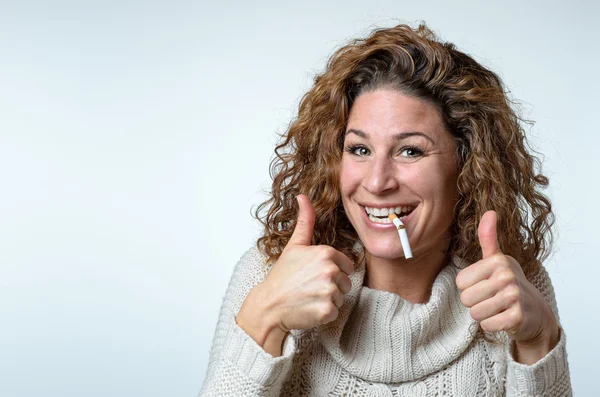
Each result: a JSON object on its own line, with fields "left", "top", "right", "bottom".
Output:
{"left": 514, "top": 323, "right": 560, "bottom": 365}
{"left": 236, "top": 284, "right": 288, "bottom": 356}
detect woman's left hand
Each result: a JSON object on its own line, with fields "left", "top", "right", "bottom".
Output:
{"left": 455, "top": 210, "right": 560, "bottom": 364}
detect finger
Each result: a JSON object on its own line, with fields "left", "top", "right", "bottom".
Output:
{"left": 478, "top": 210, "right": 501, "bottom": 259}
{"left": 331, "top": 250, "right": 354, "bottom": 275}
{"left": 459, "top": 278, "right": 497, "bottom": 308}
{"left": 334, "top": 272, "right": 352, "bottom": 294}
{"left": 468, "top": 293, "right": 512, "bottom": 322}
{"left": 288, "top": 194, "right": 316, "bottom": 247}
{"left": 332, "top": 290, "right": 345, "bottom": 308}
{"left": 479, "top": 306, "right": 522, "bottom": 334}
{"left": 320, "top": 303, "right": 339, "bottom": 325}
{"left": 456, "top": 258, "right": 496, "bottom": 291}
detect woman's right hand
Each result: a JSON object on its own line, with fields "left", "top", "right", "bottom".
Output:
{"left": 236, "top": 194, "right": 354, "bottom": 356}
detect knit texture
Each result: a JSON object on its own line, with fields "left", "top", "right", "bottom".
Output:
{"left": 199, "top": 247, "right": 572, "bottom": 396}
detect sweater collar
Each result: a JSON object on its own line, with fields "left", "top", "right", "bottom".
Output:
{"left": 317, "top": 253, "right": 478, "bottom": 383}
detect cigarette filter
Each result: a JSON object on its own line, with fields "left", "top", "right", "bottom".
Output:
{"left": 388, "top": 213, "right": 413, "bottom": 259}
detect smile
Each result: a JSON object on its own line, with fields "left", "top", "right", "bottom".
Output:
{"left": 363, "top": 205, "right": 416, "bottom": 224}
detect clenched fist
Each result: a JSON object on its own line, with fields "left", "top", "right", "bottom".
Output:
{"left": 456, "top": 211, "right": 560, "bottom": 364}
{"left": 236, "top": 194, "right": 354, "bottom": 356}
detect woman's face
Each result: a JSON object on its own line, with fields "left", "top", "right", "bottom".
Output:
{"left": 340, "top": 89, "right": 459, "bottom": 260}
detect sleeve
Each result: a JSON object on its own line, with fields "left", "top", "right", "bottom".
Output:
{"left": 505, "top": 265, "right": 572, "bottom": 396}
{"left": 198, "top": 246, "right": 297, "bottom": 397}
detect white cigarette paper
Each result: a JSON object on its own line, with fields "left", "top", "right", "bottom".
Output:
{"left": 388, "top": 213, "right": 413, "bottom": 259}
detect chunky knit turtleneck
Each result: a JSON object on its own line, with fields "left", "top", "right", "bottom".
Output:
{"left": 319, "top": 258, "right": 478, "bottom": 383}
{"left": 200, "top": 247, "right": 572, "bottom": 396}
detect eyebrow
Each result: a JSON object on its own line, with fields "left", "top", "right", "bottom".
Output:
{"left": 345, "top": 128, "right": 435, "bottom": 144}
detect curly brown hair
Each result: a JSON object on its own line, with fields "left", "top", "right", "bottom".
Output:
{"left": 254, "top": 23, "right": 553, "bottom": 278}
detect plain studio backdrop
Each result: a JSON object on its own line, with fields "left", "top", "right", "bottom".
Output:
{"left": 1, "top": 1, "right": 598, "bottom": 396}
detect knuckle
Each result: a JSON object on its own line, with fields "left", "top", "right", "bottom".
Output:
{"left": 317, "top": 245, "right": 335, "bottom": 259}
{"left": 508, "top": 308, "right": 523, "bottom": 325}
{"left": 493, "top": 254, "right": 509, "bottom": 267}
{"left": 321, "top": 283, "right": 337, "bottom": 297}
{"left": 319, "top": 304, "right": 338, "bottom": 323}
{"left": 504, "top": 285, "right": 521, "bottom": 303}
{"left": 322, "top": 265, "right": 338, "bottom": 280}
{"left": 495, "top": 269, "right": 517, "bottom": 286}
{"left": 480, "top": 319, "right": 496, "bottom": 333}
{"left": 469, "top": 307, "right": 483, "bottom": 322}
{"left": 296, "top": 218, "right": 307, "bottom": 230}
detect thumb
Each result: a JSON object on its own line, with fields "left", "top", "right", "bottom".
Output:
{"left": 478, "top": 210, "right": 501, "bottom": 258}
{"left": 288, "top": 194, "right": 316, "bottom": 247}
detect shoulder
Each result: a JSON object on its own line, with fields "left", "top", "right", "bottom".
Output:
{"left": 222, "top": 245, "right": 274, "bottom": 314}
{"left": 231, "top": 245, "right": 272, "bottom": 283}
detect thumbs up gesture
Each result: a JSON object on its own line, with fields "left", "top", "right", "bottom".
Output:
{"left": 236, "top": 195, "right": 354, "bottom": 355}
{"left": 456, "top": 211, "right": 560, "bottom": 364}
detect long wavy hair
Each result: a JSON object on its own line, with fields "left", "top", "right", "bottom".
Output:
{"left": 254, "top": 23, "right": 553, "bottom": 278}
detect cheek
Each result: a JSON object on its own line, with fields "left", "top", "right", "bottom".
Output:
{"left": 409, "top": 162, "right": 458, "bottom": 201}
{"left": 339, "top": 158, "right": 362, "bottom": 194}
{"left": 431, "top": 167, "right": 459, "bottom": 219}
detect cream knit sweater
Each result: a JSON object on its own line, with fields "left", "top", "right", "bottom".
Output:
{"left": 200, "top": 247, "right": 571, "bottom": 396}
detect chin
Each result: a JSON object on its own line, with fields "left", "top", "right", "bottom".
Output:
{"left": 360, "top": 236, "right": 406, "bottom": 260}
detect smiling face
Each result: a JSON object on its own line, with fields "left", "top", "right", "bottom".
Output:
{"left": 340, "top": 89, "right": 459, "bottom": 260}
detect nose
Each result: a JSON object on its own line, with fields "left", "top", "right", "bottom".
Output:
{"left": 363, "top": 156, "right": 399, "bottom": 194}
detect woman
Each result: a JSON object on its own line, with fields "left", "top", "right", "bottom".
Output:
{"left": 200, "top": 23, "right": 571, "bottom": 396}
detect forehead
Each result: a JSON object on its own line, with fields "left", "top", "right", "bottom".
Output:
{"left": 347, "top": 90, "right": 448, "bottom": 141}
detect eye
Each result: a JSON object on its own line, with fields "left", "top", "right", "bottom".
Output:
{"left": 345, "top": 145, "right": 371, "bottom": 157}
{"left": 400, "top": 146, "right": 424, "bottom": 158}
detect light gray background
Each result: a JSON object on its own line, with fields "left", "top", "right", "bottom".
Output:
{"left": 1, "top": 1, "right": 597, "bottom": 396}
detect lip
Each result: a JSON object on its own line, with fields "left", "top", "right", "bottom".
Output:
{"left": 360, "top": 202, "right": 419, "bottom": 209}
{"left": 358, "top": 204, "right": 417, "bottom": 231}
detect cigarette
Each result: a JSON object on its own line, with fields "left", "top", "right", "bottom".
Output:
{"left": 388, "top": 213, "right": 413, "bottom": 259}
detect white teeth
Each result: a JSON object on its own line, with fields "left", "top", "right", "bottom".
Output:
{"left": 368, "top": 214, "right": 392, "bottom": 223}
{"left": 364, "top": 205, "right": 415, "bottom": 217}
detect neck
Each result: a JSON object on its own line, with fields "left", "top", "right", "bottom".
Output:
{"left": 363, "top": 242, "right": 451, "bottom": 304}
